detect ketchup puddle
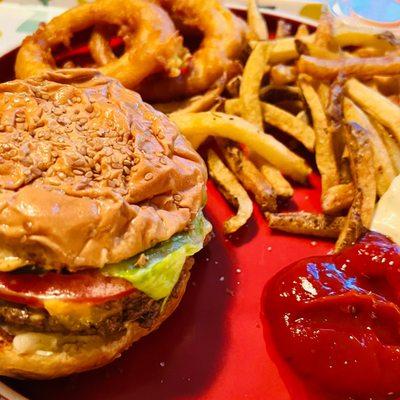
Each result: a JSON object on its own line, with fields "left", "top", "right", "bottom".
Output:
{"left": 262, "top": 232, "right": 400, "bottom": 400}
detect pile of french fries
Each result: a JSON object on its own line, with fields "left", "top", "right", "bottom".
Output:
{"left": 162, "top": 0, "right": 400, "bottom": 251}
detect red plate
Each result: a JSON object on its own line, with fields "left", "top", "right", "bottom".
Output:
{"left": 0, "top": 10, "right": 336, "bottom": 400}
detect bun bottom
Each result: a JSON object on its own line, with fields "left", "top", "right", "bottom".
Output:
{"left": 0, "top": 258, "right": 193, "bottom": 380}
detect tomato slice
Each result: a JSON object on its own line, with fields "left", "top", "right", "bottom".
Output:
{"left": 0, "top": 270, "right": 135, "bottom": 308}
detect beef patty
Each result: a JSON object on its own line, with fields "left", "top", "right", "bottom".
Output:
{"left": 0, "top": 258, "right": 193, "bottom": 337}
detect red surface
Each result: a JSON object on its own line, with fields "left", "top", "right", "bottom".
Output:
{"left": 4, "top": 175, "right": 335, "bottom": 400}
{"left": 265, "top": 231, "right": 400, "bottom": 399}
{"left": 0, "top": 10, "right": 337, "bottom": 400}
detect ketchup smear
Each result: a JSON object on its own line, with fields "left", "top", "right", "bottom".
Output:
{"left": 263, "top": 232, "right": 400, "bottom": 399}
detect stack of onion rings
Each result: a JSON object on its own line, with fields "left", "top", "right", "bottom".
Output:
{"left": 15, "top": 0, "right": 248, "bottom": 102}
{"left": 15, "top": 0, "right": 185, "bottom": 89}
{"left": 137, "top": 0, "right": 248, "bottom": 102}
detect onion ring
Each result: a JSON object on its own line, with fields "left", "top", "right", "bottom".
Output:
{"left": 136, "top": 0, "right": 248, "bottom": 102}
{"left": 15, "top": 0, "right": 184, "bottom": 89}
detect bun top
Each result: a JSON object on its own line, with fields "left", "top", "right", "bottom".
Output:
{"left": 0, "top": 69, "right": 206, "bottom": 271}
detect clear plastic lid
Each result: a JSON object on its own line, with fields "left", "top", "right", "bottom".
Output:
{"left": 329, "top": 0, "right": 400, "bottom": 34}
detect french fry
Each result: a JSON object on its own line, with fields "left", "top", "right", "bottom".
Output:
{"left": 343, "top": 97, "right": 395, "bottom": 196}
{"left": 217, "top": 139, "right": 277, "bottom": 212}
{"left": 270, "top": 65, "right": 297, "bottom": 86}
{"left": 298, "top": 54, "right": 400, "bottom": 80}
{"left": 269, "top": 35, "right": 314, "bottom": 64}
{"left": 267, "top": 212, "right": 345, "bottom": 238}
{"left": 345, "top": 78, "right": 400, "bottom": 143}
{"left": 334, "top": 189, "right": 366, "bottom": 252}
{"left": 240, "top": 41, "right": 271, "bottom": 128}
{"left": 226, "top": 75, "right": 242, "bottom": 98}
{"left": 317, "top": 82, "right": 331, "bottom": 111}
{"left": 295, "top": 24, "right": 310, "bottom": 39}
{"left": 372, "top": 76, "right": 400, "bottom": 97}
{"left": 258, "top": 162, "right": 294, "bottom": 199}
{"left": 299, "top": 74, "right": 340, "bottom": 192}
{"left": 327, "top": 75, "right": 346, "bottom": 160}
{"left": 335, "top": 29, "right": 399, "bottom": 51}
{"left": 371, "top": 119, "right": 400, "bottom": 174}
{"left": 295, "top": 39, "right": 341, "bottom": 60}
{"left": 207, "top": 149, "right": 253, "bottom": 234}
{"left": 247, "top": 0, "right": 268, "bottom": 41}
{"left": 352, "top": 47, "right": 386, "bottom": 58}
{"left": 261, "top": 102, "right": 315, "bottom": 152}
{"left": 224, "top": 98, "right": 242, "bottom": 116}
{"left": 314, "top": 13, "right": 339, "bottom": 52}
{"left": 154, "top": 74, "right": 226, "bottom": 115}
{"left": 296, "top": 110, "right": 309, "bottom": 125}
{"left": 344, "top": 122, "right": 377, "bottom": 228}
{"left": 170, "top": 112, "right": 311, "bottom": 182}
{"left": 322, "top": 183, "right": 355, "bottom": 215}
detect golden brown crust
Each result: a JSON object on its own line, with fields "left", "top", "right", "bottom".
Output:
{"left": 15, "top": 0, "right": 183, "bottom": 89}
{"left": 137, "top": 0, "right": 248, "bottom": 102}
{"left": 0, "top": 69, "right": 206, "bottom": 271}
{"left": 0, "top": 258, "right": 193, "bottom": 379}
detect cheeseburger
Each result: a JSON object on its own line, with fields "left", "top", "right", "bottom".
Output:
{"left": 0, "top": 69, "right": 211, "bottom": 379}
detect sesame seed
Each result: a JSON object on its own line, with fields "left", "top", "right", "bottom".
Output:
{"left": 144, "top": 172, "right": 153, "bottom": 181}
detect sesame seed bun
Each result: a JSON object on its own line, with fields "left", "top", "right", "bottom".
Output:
{"left": 0, "top": 69, "right": 206, "bottom": 271}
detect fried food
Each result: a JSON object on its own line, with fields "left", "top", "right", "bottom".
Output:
{"left": 345, "top": 78, "right": 400, "bottom": 143}
{"left": 314, "top": 13, "right": 339, "bottom": 52}
{"left": 372, "top": 120, "right": 400, "bottom": 174}
{"left": 207, "top": 149, "right": 253, "bottom": 233}
{"left": 261, "top": 102, "right": 315, "bottom": 152}
{"left": 217, "top": 140, "right": 277, "bottom": 212}
{"left": 322, "top": 183, "right": 355, "bottom": 215}
{"left": 334, "top": 123, "right": 376, "bottom": 251}
{"left": 343, "top": 97, "right": 395, "bottom": 196}
{"left": 170, "top": 112, "right": 311, "bottom": 182}
{"left": 334, "top": 189, "right": 365, "bottom": 252}
{"left": 137, "top": 0, "right": 248, "bottom": 101}
{"left": 240, "top": 41, "right": 271, "bottom": 127}
{"left": 270, "top": 65, "right": 297, "bottom": 86}
{"left": 334, "top": 29, "right": 399, "bottom": 51}
{"left": 299, "top": 74, "right": 340, "bottom": 193}
{"left": 15, "top": 0, "right": 184, "bottom": 89}
{"left": 247, "top": 0, "right": 268, "bottom": 41}
{"left": 267, "top": 212, "right": 345, "bottom": 238}
{"left": 258, "top": 162, "right": 294, "bottom": 199}
{"left": 295, "top": 24, "right": 310, "bottom": 39}
{"left": 153, "top": 74, "right": 226, "bottom": 114}
{"left": 295, "top": 39, "right": 341, "bottom": 60}
{"left": 344, "top": 123, "right": 377, "bottom": 228}
{"left": 298, "top": 54, "right": 400, "bottom": 80}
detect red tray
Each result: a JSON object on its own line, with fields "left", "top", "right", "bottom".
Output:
{"left": 0, "top": 10, "right": 335, "bottom": 400}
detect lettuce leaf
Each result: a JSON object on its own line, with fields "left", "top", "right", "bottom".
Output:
{"left": 102, "top": 212, "right": 212, "bottom": 300}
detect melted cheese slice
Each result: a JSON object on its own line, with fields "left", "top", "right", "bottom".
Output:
{"left": 372, "top": 175, "right": 400, "bottom": 245}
